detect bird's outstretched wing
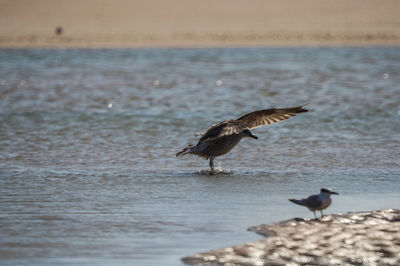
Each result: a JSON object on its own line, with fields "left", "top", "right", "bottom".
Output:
{"left": 199, "top": 120, "right": 248, "bottom": 142}
{"left": 236, "top": 105, "right": 308, "bottom": 129}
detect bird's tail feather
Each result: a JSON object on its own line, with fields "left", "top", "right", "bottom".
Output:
{"left": 288, "top": 198, "right": 305, "bottom": 206}
{"left": 176, "top": 144, "right": 194, "bottom": 157}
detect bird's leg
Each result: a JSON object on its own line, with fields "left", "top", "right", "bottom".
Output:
{"left": 209, "top": 157, "right": 215, "bottom": 172}
{"left": 313, "top": 211, "right": 317, "bottom": 219}
{"left": 320, "top": 210, "right": 324, "bottom": 218}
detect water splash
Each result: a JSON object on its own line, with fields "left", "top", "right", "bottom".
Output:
{"left": 194, "top": 167, "right": 233, "bottom": 175}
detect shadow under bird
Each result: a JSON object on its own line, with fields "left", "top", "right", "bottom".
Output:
{"left": 176, "top": 105, "right": 308, "bottom": 171}
{"left": 289, "top": 188, "right": 339, "bottom": 219}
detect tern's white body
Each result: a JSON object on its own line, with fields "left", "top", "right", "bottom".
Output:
{"left": 305, "top": 192, "right": 332, "bottom": 211}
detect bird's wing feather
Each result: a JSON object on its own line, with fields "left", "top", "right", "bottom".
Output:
{"left": 199, "top": 120, "right": 247, "bottom": 142}
{"left": 236, "top": 105, "right": 308, "bottom": 129}
{"left": 303, "top": 195, "right": 322, "bottom": 209}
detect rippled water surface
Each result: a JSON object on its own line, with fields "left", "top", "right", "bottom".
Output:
{"left": 1, "top": 47, "right": 399, "bottom": 265}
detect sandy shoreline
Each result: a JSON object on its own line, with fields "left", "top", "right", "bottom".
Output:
{"left": 1, "top": 0, "right": 400, "bottom": 48}
{"left": 183, "top": 209, "right": 400, "bottom": 265}
{"left": 1, "top": 32, "right": 400, "bottom": 49}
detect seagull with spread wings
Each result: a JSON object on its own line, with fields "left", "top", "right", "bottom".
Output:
{"left": 176, "top": 105, "right": 308, "bottom": 171}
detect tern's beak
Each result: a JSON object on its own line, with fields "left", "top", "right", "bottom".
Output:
{"left": 330, "top": 191, "right": 339, "bottom": 195}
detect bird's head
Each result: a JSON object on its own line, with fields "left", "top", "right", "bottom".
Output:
{"left": 320, "top": 188, "right": 339, "bottom": 195}
{"left": 241, "top": 129, "right": 258, "bottom": 139}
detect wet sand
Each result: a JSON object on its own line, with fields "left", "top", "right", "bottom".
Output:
{"left": 182, "top": 209, "right": 400, "bottom": 265}
{"left": 1, "top": 0, "right": 400, "bottom": 47}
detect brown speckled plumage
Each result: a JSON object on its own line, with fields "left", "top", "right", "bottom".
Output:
{"left": 176, "top": 105, "right": 308, "bottom": 171}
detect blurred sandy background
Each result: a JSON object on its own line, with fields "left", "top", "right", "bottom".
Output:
{"left": 1, "top": 0, "right": 400, "bottom": 47}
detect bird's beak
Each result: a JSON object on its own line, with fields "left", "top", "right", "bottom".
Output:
{"left": 250, "top": 133, "right": 258, "bottom": 139}
{"left": 244, "top": 130, "right": 258, "bottom": 139}
{"left": 331, "top": 191, "right": 339, "bottom": 195}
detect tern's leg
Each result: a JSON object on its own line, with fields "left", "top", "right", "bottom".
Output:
{"left": 209, "top": 157, "right": 215, "bottom": 172}
{"left": 320, "top": 210, "right": 324, "bottom": 217}
{"left": 313, "top": 211, "right": 317, "bottom": 219}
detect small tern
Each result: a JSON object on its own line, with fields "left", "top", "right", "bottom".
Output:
{"left": 289, "top": 188, "right": 339, "bottom": 219}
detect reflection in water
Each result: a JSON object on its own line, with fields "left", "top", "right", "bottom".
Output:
{"left": 0, "top": 47, "right": 399, "bottom": 266}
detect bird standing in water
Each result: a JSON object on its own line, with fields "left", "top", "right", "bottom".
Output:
{"left": 176, "top": 105, "right": 308, "bottom": 172}
{"left": 289, "top": 188, "right": 339, "bottom": 219}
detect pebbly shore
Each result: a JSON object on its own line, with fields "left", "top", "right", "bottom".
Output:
{"left": 182, "top": 209, "right": 400, "bottom": 265}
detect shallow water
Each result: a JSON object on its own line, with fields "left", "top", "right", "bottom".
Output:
{"left": 0, "top": 47, "right": 399, "bottom": 265}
